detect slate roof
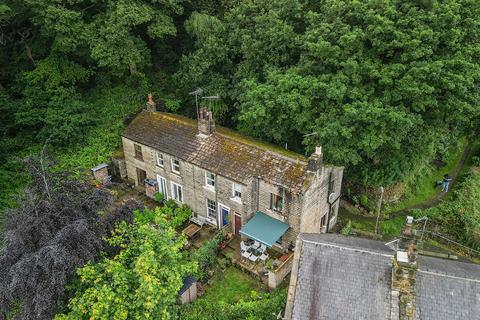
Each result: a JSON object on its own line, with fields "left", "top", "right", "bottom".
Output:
{"left": 123, "top": 111, "right": 308, "bottom": 192}
{"left": 287, "top": 233, "right": 480, "bottom": 320}
{"left": 290, "top": 234, "right": 394, "bottom": 320}
{"left": 414, "top": 256, "right": 480, "bottom": 320}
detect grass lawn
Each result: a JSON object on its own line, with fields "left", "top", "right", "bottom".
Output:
{"left": 338, "top": 206, "right": 405, "bottom": 239}
{"left": 385, "top": 138, "right": 468, "bottom": 213}
{"left": 200, "top": 266, "right": 266, "bottom": 304}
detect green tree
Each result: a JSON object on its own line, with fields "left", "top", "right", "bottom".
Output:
{"left": 24, "top": 0, "right": 184, "bottom": 75}
{"left": 414, "top": 171, "right": 480, "bottom": 250}
{"left": 177, "top": 0, "right": 480, "bottom": 186}
{"left": 56, "top": 207, "right": 198, "bottom": 319}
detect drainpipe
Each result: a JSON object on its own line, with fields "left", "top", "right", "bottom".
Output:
{"left": 215, "top": 173, "right": 219, "bottom": 229}
{"left": 256, "top": 176, "right": 260, "bottom": 212}
{"left": 325, "top": 170, "right": 341, "bottom": 232}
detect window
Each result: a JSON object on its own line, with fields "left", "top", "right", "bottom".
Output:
{"left": 205, "top": 171, "right": 215, "bottom": 189}
{"left": 320, "top": 213, "right": 327, "bottom": 228}
{"left": 156, "top": 152, "right": 164, "bottom": 167}
{"left": 171, "top": 159, "right": 180, "bottom": 174}
{"left": 270, "top": 193, "right": 283, "bottom": 212}
{"left": 134, "top": 144, "right": 143, "bottom": 161}
{"left": 232, "top": 183, "right": 242, "bottom": 201}
{"left": 207, "top": 199, "right": 217, "bottom": 219}
{"left": 171, "top": 182, "right": 183, "bottom": 202}
{"left": 157, "top": 175, "right": 168, "bottom": 198}
{"left": 329, "top": 178, "right": 335, "bottom": 193}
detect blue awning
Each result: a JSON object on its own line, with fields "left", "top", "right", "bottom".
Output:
{"left": 239, "top": 212, "right": 289, "bottom": 247}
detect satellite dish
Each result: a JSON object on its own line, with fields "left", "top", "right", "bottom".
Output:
{"left": 328, "top": 192, "right": 335, "bottom": 203}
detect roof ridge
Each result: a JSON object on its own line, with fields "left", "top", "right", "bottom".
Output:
{"left": 215, "top": 131, "right": 307, "bottom": 164}
{"left": 301, "top": 238, "right": 394, "bottom": 258}
{"left": 418, "top": 269, "right": 480, "bottom": 283}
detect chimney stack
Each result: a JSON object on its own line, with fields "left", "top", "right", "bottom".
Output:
{"left": 197, "top": 107, "right": 215, "bottom": 136}
{"left": 146, "top": 93, "right": 156, "bottom": 112}
{"left": 391, "top": 216, "right": 418, "bottom": 320}
{"left": 307, "top": 146, "right": 323, "bottom": 172}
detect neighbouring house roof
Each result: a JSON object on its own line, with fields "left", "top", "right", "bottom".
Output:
{"left": 285, "top": 233, "right": 480, "bottom": 320}
{"left": 239, "top": 211, "right": 290, "bottom": 247}
{"left": 122, "top": 111, "right": 308, "bottom": 193}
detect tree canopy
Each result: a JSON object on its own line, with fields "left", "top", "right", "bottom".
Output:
{"left": 56, "top": 206, "right": 198, "bottom": 320}
{"left": 176, "top": 0, "right": 480, "bottom": 185}
{"left": 0, "top": 151, "right": 144, "bottom": 319}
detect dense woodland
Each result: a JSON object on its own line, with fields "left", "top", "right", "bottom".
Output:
{"left": 1, "top": 0, "right": 480, "bottom": 318}
{"left": 2, "top": 0, "right": 480, "bottom": 207}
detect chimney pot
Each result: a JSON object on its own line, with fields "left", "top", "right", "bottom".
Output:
{"left": 197, "top": 107, "right": 215, "bottom": 136}
{"left": 146, "top": 93, "right": 156, "bottom": 112}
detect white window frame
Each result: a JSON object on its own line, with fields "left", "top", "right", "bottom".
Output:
{"left": 270, "top": 193, "right": 283, "bottom": 212}
{"left": 206, "top": 199, "right": 217, "bottom": 222}
{"left": 171, "top": 158, "right": 180, "bottom": 174}
{"left": 156, "top": 152, "right": 164, "bottom": 167}
{"left": 231, "top": 183, "right": 242, "bottom": 202}
{"left": 205, "top": 171, "right": 215, "bottom": 190}
{"left": 170, "top": 182, "right": 183, "bottom": 202}
{"left": 156, "top": 175, "right": 168, "bottom": 198}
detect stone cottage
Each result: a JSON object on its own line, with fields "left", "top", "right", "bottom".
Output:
{"left": 121, "top": 96, "right": 343, "bottom": 250}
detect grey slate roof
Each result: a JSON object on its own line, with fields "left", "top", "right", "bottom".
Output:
{"left": 122, "top": 111, "right": 308, "bottom": 193}
{"left": 414, "top": 256, "right": 480, "bottom": 320}
{"left": 291, "top": 234, "right": 394, "bottom": 320}
{"left": 288, "top": 233, "right": 480, "bottom": 320}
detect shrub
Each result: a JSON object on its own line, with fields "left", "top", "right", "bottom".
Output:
{"left": 359, "top": 195, "right": 369, "bottom": 208}
{"left": 171, "top": 205, "right": 193, "bottom": 228}
{"left": 193, "top": 232, "right": 224, "bottom": 277}
{"left": 472, "top": 156, "right": 480, "bottom": 167}
{"left": 340, "top": 220, "right": 352, "bottom": 235}
{"left": 154, "top": 192, "right": 165, "bottom": 203}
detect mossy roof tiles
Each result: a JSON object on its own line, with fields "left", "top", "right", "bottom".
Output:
{"left": 123, "top": 111, "right": 308, "bottom": 193}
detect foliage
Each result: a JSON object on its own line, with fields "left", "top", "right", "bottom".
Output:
{"left": 386, "top": 138, "right": 466, "bottom": 213}
{"left": 0, "top": 153, "right": 117, "bottom": 320}
{"left": 192, "top": 232, "right": 224, "bottom": 277}
{"left": 178, "top": 267, "right": 286, "bottom": 320}
{"left": 413, "top": 172, "right": 480, "bottom": 250}
{"left": 340, "top": 220, "right": 352, "bottom": 235}
{"left": 56, "top": 207, "right": 198, "bottom": 320}
{"left": 179, "top": 289, "right": 287, "bottom": 320}
{"left": 171, "top": 205, "right": 193, "bottom": 228}
{"left": 177, "top": 0, "right": 480, "bottom": 186}
{"left": 472, "top": 156, "right": 480, "bottom": 167}
{"left": 154, "top": 192, "right": 165, "bottom": 203}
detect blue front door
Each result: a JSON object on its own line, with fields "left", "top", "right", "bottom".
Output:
{"left": 221, "top": 206, "right": 230, "bottom": 227}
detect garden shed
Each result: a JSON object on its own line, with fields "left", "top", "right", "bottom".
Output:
{"left": 178, "top": 276, "right": 198, "bottom": 304}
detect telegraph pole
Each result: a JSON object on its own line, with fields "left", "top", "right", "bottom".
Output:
{"left": 374, "top": 186, "right": 384, "bottom": 235}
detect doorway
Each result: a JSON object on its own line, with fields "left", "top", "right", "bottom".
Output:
{"left": 234, "top": 213, "right": 242, "bottom": 235}
{"left": 136, "top": 168, "right": 147, "bottom": 186}
{"left": 218, "top": 204, "right": 230, "bottom": 228}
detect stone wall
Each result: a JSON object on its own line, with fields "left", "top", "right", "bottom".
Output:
{"left": 268, "top": 253, "right": 294, "bottom": 289}
{"left": 300, "top": 166, "right": 344, "bottom": 234}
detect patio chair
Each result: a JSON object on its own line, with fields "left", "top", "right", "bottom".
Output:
{"left": 253, "top": 241, "right": 260, "bottom": 249}
{"left": 259, "top": 252, "right": 269, "bottom": 262}
{"left": 248, "top": 254, "right": 259, "bottom": 263}
{"left": 259, "top": 243, "right": 267, "bottom": 253}
{"left": 240, "top": 241, "right": 250, "bottom": 253}
{"left": 241, "top": 250, "right": 251, "bottom": 259}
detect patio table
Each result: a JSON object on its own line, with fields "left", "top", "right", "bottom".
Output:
{"left": 241, "top": 250, "right": 251, "bottom": 259}
{"left": 182, "top": 223, "right": 201, "bottom": 239}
